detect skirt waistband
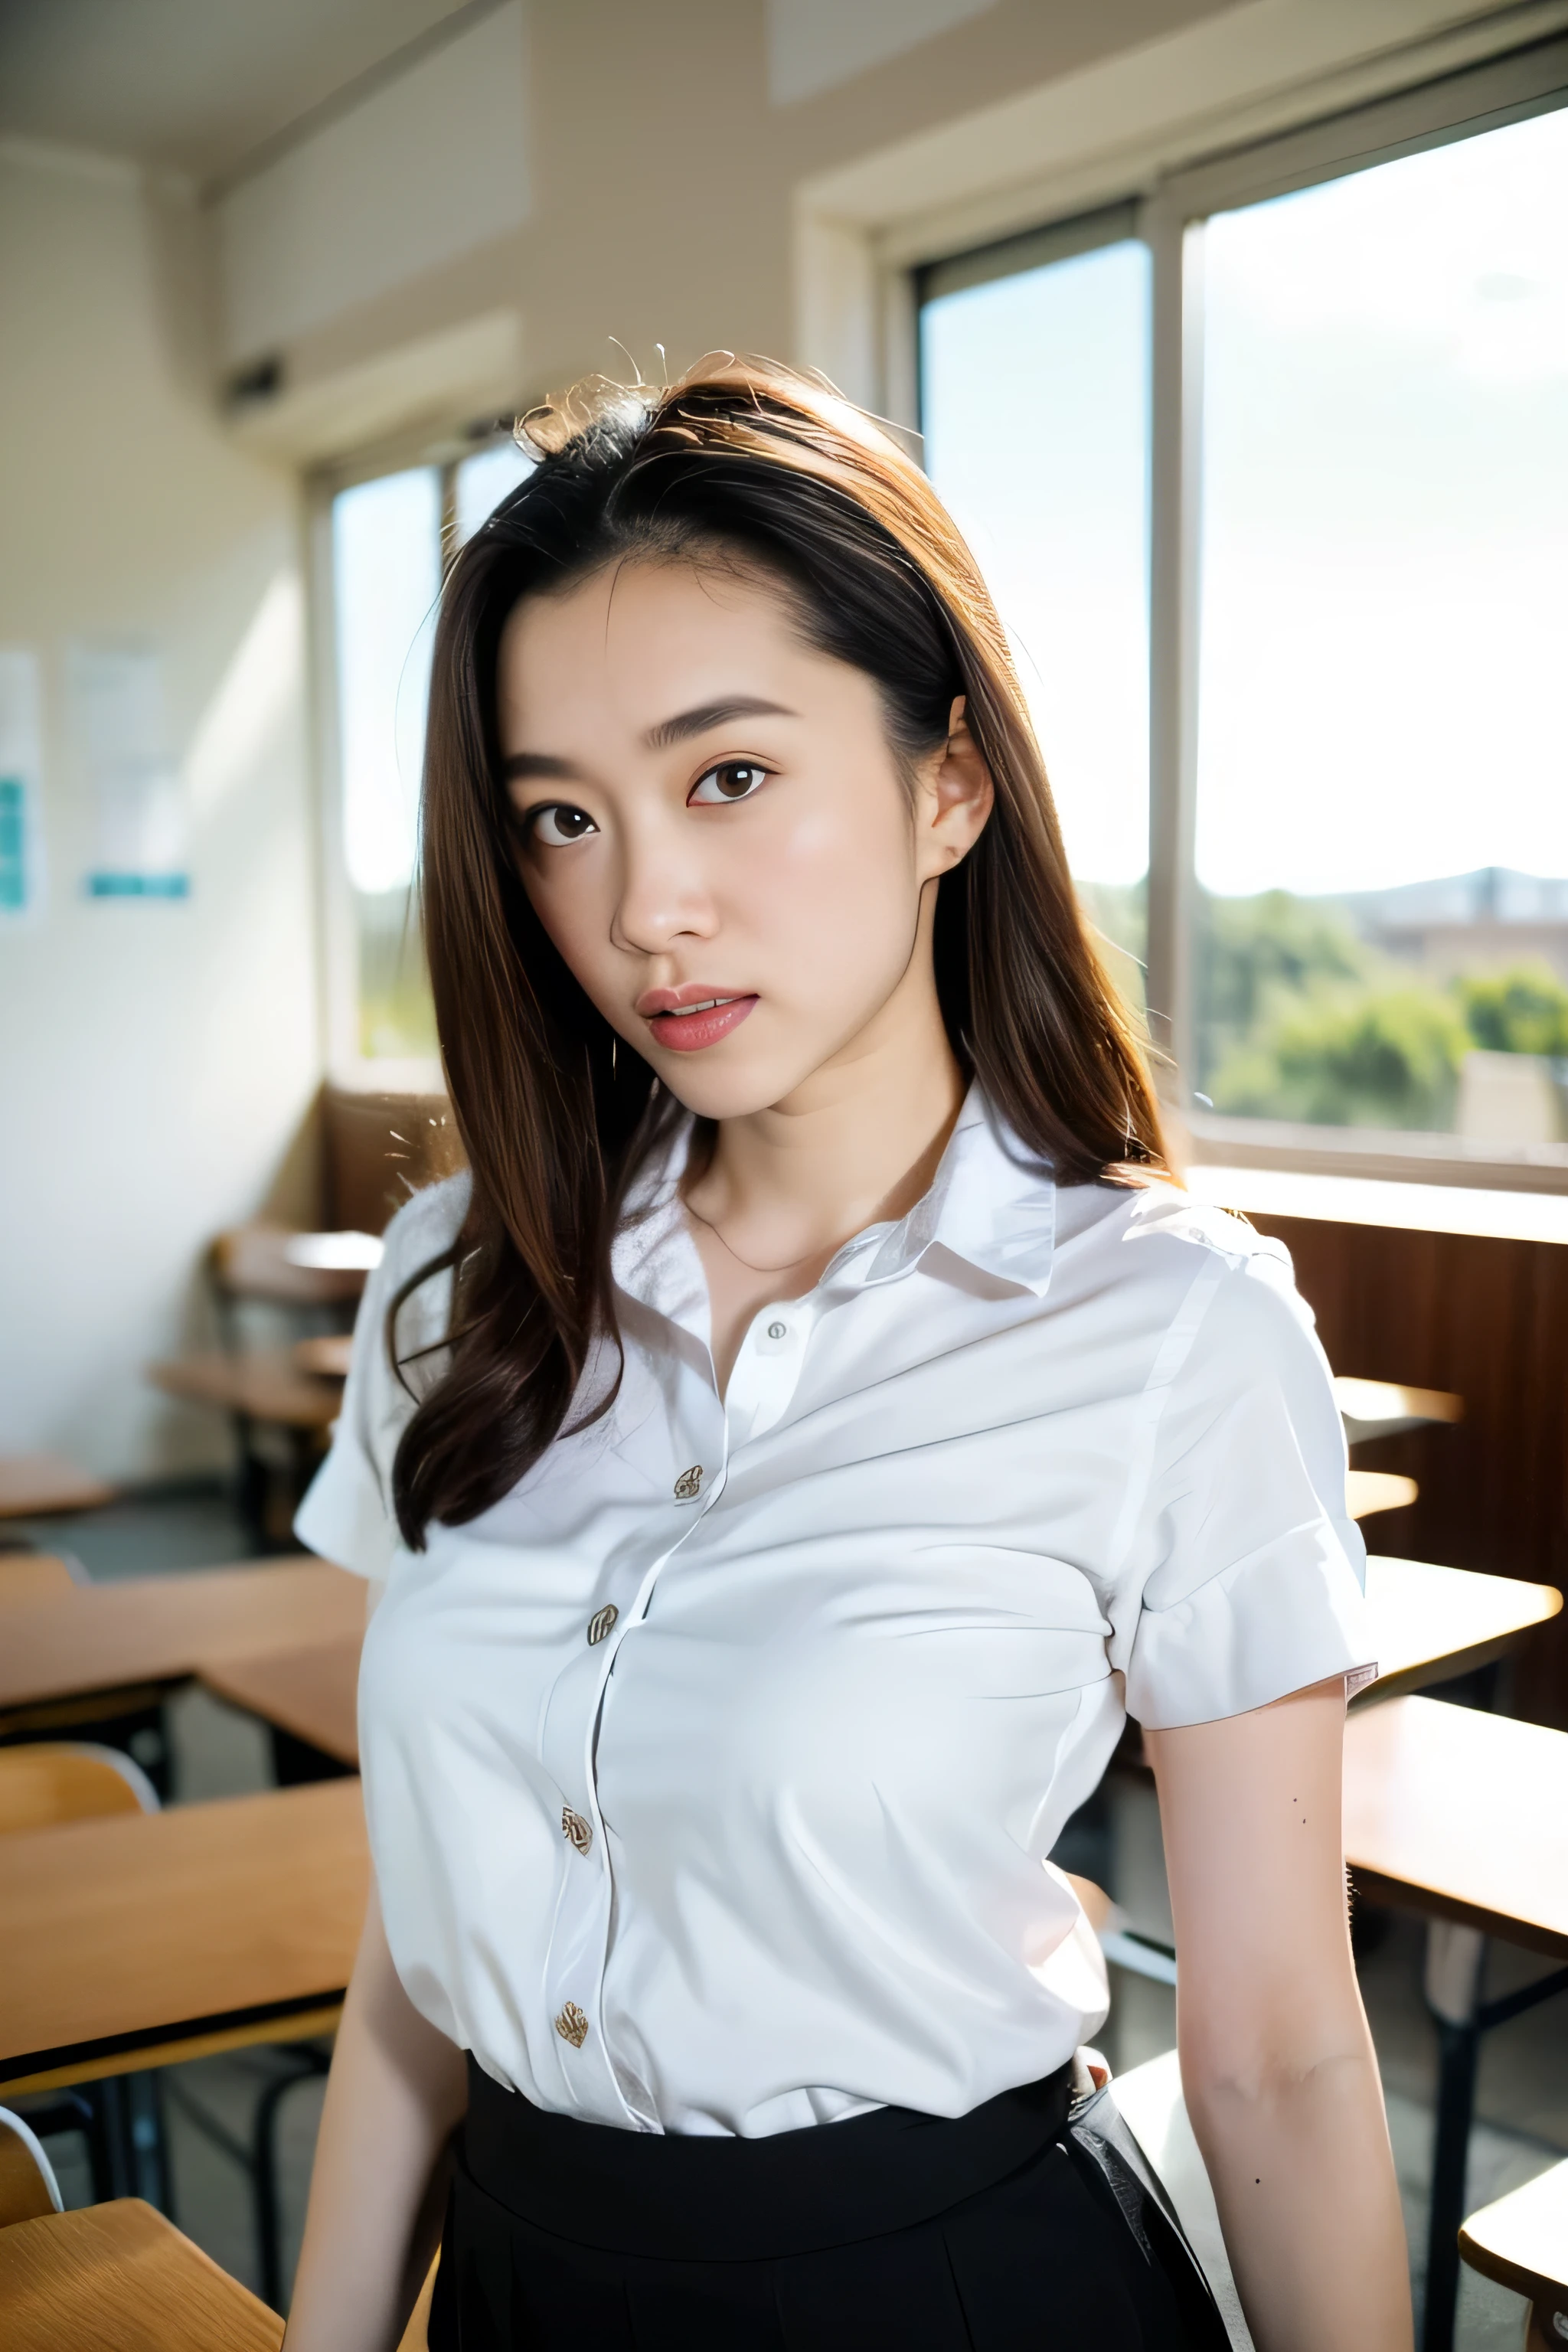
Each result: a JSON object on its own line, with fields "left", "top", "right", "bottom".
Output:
{"left": 461, "top": 2057, "right": 1075, "bottom": 2262}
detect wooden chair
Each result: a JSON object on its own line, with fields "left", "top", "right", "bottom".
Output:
{"left": 0, "top": 2196, "right": 284, "bottom": 2350}
{"left": 0, "top": 2107, "right": 64, "bottom": 2226}
{"left": 0, "top": 1746, "right": 165, "bottom": 2211}
{"left": 0, "top": 1744, "right": 158, "bottom": 1838}
{"left": 1460, "top": 2156, "right": 1568, "bottom": 2351}
{"left": 0, "top": 1553, "right": 80, "bottom": 1604}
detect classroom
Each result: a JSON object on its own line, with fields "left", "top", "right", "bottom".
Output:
{"left": 2, "top": 5, "right": 1567, "bottom": 2349}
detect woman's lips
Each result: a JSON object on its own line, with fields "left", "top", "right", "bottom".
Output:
{"left": 645, "top": 995, "right": 758, "bottom": 1052}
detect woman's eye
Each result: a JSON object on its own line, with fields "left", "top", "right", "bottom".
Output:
{"left": 529, "top": 803, "right": 598, "bottom": 847}
{"left": 688, "top": 761, "right": 770, "bottom": 806}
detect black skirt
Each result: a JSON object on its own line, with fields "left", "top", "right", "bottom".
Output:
{"left": 428, "top": 2056, "right": 1231, "bottom": 2350}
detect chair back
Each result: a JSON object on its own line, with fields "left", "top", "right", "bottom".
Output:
{"left": 0, "top": 1554, "right": 79, "bottom": 1603}
{"left": 0, "top": 2109, "right": 64, "bottom": 2227}
{"left": 0, "top": 1743, "right": 159, "bottom": 1836}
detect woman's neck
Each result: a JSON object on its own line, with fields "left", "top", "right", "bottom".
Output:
{"left": 682, "top": 942, "right": 967, "bottom": 1395}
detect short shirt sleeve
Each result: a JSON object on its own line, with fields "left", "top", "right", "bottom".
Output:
{"left": 293, "top": 1173, "right": 470, "bottom": 1581}
{"left": 1120, "top": 1236, "right": 1375, "bottom": 1730}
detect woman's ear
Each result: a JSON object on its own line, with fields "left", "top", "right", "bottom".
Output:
{"left": 917, "top": 694, "right": 995, "bottom": 880}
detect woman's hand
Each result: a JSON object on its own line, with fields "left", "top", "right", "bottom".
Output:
{"left": 1146, "top": 1677, "right": 1412, "bottom": 2352}
{"left": 284, "top": 1886, "right": 467, "bottom": 2350}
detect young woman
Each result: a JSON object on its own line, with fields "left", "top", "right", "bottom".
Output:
{"left": 286, "top": 361, "right": 1411, "bottom": 2351}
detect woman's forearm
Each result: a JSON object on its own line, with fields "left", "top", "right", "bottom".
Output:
{"left": 1185, "top": 2034, "right": 1410, "bottom": 2352}
{"left": 284, "top": 1891, "right": 468, "bottom": 2352}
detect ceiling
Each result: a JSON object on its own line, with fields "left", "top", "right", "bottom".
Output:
{"left": 0, "top": 0, "right": 485, "bottom": 186}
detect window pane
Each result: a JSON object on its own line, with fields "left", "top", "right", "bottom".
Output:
{"left": 1194, "top": 106, "right": 1568, "bottom": 1148}
{"left": 921, "top": 240, "right": 1151, "bottom": 1007}
{"left": 332, "top": 466, "right": 442, "bottom": 1060}
{"left": 455, "top": 438, "right": 534, "bottom": 544}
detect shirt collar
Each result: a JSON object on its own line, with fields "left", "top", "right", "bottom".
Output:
{"left": 611, "top": 1081, "right": 1058, "bottom": 1320}
{"left": 860, "top": 1084, "right": 1057, "bottom": 1298}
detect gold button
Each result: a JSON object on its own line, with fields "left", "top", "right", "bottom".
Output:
{"left": 586, "top": 1604, "right": 619, "bottom": 1645}
{"left": 674, "top": 1464, "right": 704, "bottom": 1501}
{"left": 561, "top": 1805, "right": 593, "bottom": 1856}
{"left": 554, "top": 2002, "right": 589, "bottom": 2049}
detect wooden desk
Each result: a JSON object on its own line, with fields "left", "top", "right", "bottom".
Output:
{"left": 0, "top": 2197, "right": 284, "bottom": 2350}
{"left": 0, "top": 1559, "right": 365, "bottom": 1737}
{"left": 0, "top": 1778, "right": 367, "bottom": 2098}
{"left": 0, "top": 1454, "right": 114, "bottom": 1520}
{"left": 1347, "top": 1469, "right": 1419, "bottom": 1520}
{"left": 1344, "top": 1695, "right": 1568, "bottom": 1959}
{"left": 1362, "top": 1555, "right": 1562, "bottom": 1704}
{"left": 293, "top": 1333, "right": 354, "bottom": 1380}
{"left": 1334, "top": 1376, "right": 1463, "bottom": 1446}
{"left": 1343, "top": 1694, "right": 1568, "bottom": 2350}
{"left": 200, "top": 1631, "right": 363, "bottom": 1769}
{"left": 148, "top": 1352, "right": 341, "bottom": 1431}
{"left": 1459, "top": 2157, "right": 1568, "bottom": 2345}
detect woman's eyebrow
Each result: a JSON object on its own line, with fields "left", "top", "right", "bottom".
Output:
{"left": 643, "top": 697, "right": 796, "bottom": 750}
{"left": 499, "top": 751, "right": 581, "bottom": 783}
{"left": 499, "top": 698, "right": 797, "bottom": 783}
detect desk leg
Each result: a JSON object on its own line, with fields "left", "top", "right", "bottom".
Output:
{"left": 1421, "top": 1922, "right": 1486, "bottom": 2352}
{"left": 254, "top": 2043, "right": 332, "bottom": 2310}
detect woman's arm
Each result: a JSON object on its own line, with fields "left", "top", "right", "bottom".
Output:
{"left": 1145, "top": 1677, "right": 1411, "bottom": 2352}
{"left": 284, "top": 1886, "right": 468, "bottom": 2351}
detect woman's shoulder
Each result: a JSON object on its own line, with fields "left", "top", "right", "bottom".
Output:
{"left": 1057, "top": 1172, "right": 1291, "bottom": 1286}
{"left": 1055, "top": 1172, "right": 1317, "bottom": 1369}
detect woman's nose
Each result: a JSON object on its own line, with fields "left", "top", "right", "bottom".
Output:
{"left": 609, "top": 825, "right": 717, "bottom": 956}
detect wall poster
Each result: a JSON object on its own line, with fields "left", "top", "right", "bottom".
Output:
{"left": 68, "top": 641, "right": 189, "bottom": 899}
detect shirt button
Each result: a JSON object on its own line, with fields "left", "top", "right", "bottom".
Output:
{"left": 766, "top": 1321, "right": 787, "bottom": 1340}
{"left": 561, "top": 1805, "right": 593, "bottom": 1855}
{"left": 554, "top": 2002, "right": 590, "bottom": 2048}
{"left": 673, "top": 1465, "right": 704, "bottom": 1501}
{"left": 586, "top": 1604, "right": 619, "bottom": 1645}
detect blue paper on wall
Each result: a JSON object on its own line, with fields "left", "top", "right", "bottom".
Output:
{"left": 69, "top": 641, "right": 190, "bottom": 900}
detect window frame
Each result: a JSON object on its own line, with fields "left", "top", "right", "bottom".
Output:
{"left": 914, "top": 31, "right": 1568, "bottom": 1193}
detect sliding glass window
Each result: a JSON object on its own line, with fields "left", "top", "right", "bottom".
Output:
{"left": 921, "top": 214, "right": 1151, "bottom": 1018}
{"left": 324, "top": 433, "right": 534, "bottom": 1067}
{"left": 917, "top": 41, "right": 1568, "bottom": 1177}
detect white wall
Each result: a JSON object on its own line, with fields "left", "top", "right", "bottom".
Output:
{"left": 218, "top": 1, "right": 531, "bottom": 367}
{"left": 0, "top": 143, "right": 322, "bottom": 1481}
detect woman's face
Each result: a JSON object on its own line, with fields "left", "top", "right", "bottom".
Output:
{"left": 495, "top": 558, "right": 991, "bottom": 1120}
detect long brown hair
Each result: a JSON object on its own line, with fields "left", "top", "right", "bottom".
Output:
{"left": 393, "top": 357, "right": 1168, "bottom": 1547}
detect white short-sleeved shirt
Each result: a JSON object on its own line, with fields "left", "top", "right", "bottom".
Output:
{"left": 296, "top": 1086, "right": 1373, "bottom": 2139}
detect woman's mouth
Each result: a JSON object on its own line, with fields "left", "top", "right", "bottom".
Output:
{"left": 642, "top": 993, "right": 758, "bottom": 1052}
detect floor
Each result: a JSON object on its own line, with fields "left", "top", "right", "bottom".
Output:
{"left": 15, "top": 1481, "right": 1568, "bottom": 2340}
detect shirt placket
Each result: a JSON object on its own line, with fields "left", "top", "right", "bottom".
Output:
{"left": 537, "top": 1381, "right": 729, "bottom": 2125}
{"left": 535, "top": 1283, "right": 835, "bottom": 2125}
